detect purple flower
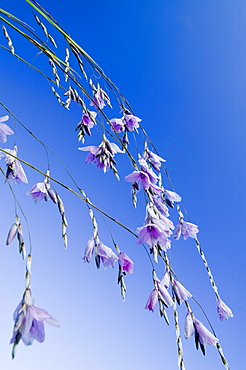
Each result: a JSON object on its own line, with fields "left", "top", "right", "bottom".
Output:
{"left": 153, "top": 196, "right": 170, "bottom": 217}
{"left": 136, "top": 223, "right": 169, "bottom": 249}
{"left": 174, "top": 221, "right": 199, "bottom": 240}
{"left": 217, "top": 296, "right": 233, "bottom": 321}
{"left": 145, "top": 275, "right": 173, "bottom": 312}
{"left": 138, "top": 157, "right": 158, "bottom": 184}
{"left": 184, "top": 312, "right": 219, "bottom": 355}
{"left": 83, "top": 237, "right": 118, "bottom": 268}
{"left": 123, "top": 113, "right": 141, "bottom": 131}
{"left": 143, "top": 148, "right": 166, "bottom": 171}
{"left": 79, "top": 137, "right": 123, "bottom": 173}
{"left": 92, "top": 86, "right": 106, "bottom": 109}
{"left": 83, "top": 237, "right": 94, "bottom": 262}
{"left": 110, "top": 118, "right": 125, "bottom": 133}
{"left": 109, "top": 113, "right": 141, "bottom": 133}
{"left": 0, "top": 145, "right": 28, "bottom": 184}
{"left": 97, "top": 241, "right": 118, "bottom": 268}
{"left": 164, "top": 189, "right": 182, "bottom": 203}
{"left": 0, "top": 115, "right": 14, "bottom": 143}
{"left": 10, "top": 289, "right": 60, "bottom": 357}
{"left": 118, "top": 252, "right": 134, "bottom": 274}
{"left": 172, "top": 280, "right": 192, "bottom": 304}
{"left": 76, "top": 111, "right": 97, "bottom": 140}
{"left": 26, "top": 181, "right": 57, "bottom": 204}
{"left": 145, "top": 288, "right": 158, "bottom": 311}
{"left": 125, "top": 170, "right": 150, "bottom": 191}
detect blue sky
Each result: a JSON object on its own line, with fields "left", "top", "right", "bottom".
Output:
{"left": 0, "top": 1, "right": 244, "bottom": 369}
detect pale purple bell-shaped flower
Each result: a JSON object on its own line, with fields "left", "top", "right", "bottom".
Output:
{"left": 26, "top": 177, "right": 56, "bottom": 204}
{"left": 0, "top": 115, "right": 14, "bottom": 143}
{"left": 143, "top": 148, "right": 166, "bottom": 171}
{"left": 136, "top": 223, "right": 169, "bottom": 249}
{"left": 123, "top": 113, "right": 141, "bottom": 131}
{"left": 172, "top": 280, "right": 192, "bottom": 304}
{"left": 118, "top": 252, "right": 134, "bottom": 274}
{"left": 79, "top": 138, "right": 123, "bottom": 173}
{"left": 97, "top": 241, "right": 118, "bottom": 268}
{"left": 138, "top": 157, "right": 158, "bottom": 184}
{"left": 10, "top": 289, "right": 60, "bottom": 357}
{"left": 83, "top": 237, "right": 118, "bottom": 268}
{"left": 184, "top": 311, "right": 194, "bottom": 339}
{"left": 174, "top": 221, "right": 199, "bottom": 240}
{"left": 125, "top": 170, "right": 151, "bottom": 191}
{"left": 110, "top": 118, "right": 125, "bottom": 133}
{"left": 83, "top": 237, "right": 95, "bottom": 262}
{"left": 0, "top": 145, "right": 28, "bottom": 184}
{"left": 145, "top": 288, "right": 158, "bottom": 311}
{"left": 153, "top": 196, "right": 170, "bottom": 217}
{"left": 184, "top": 311, "right": 219, "bottom": 355}
{"left": 164, "top": 189, "right": 182, "bottom": 203}
{"left": 216, "top": 296, "right": 234, "bottom": 321}
{"left": 91, "top": 85, "right": 106, "bottom": 109}
{"left": 145, "top": 275, "right": 173, "bottom": 312}
{"left": 76, "top": 111, "right": 97, "bottom": 138}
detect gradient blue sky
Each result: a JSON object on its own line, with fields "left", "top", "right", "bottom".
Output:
{"left": 0, "top": 1, "right": 244, "bottom": 369}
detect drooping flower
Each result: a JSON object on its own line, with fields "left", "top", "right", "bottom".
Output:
{"left": 92, "top": 85, "right": 106, "bottom": 109}
{"left": 174, "top": 220, "right": 199, "bottom": 240}
{"left": 136, "top": 223, "right": 170, "bottom": 249}
{"left": 184, "top": 311, "right": 219, "bottom": 355}
{"left": 172, "top": 280, "right": 192, "bottom": 304}
{"left": 97, "top": 241, "right": 118, "bottom": 268}
{"left": 164, "top": 189, "right": 182, "bottom": 204}
{"left": 216, "top": 296, "right": 234, "bottom": 321}
{"left": 143, "top": 147, "right": 166, "bottom": 171}
{"left": 125, "top": 170, "right": 151, "bottom": 191}
{"left": 79, "top": 136, "right": 123, "bottom": 174}
{"left": 0, "top": 115, "right": 14, "bottom": 143}
{"left": 0, "top": 145, "right": 28, "bottom": 184}
{"left": 118, "top": 252, "right": 134, "bottom": 274}
{"left": 76, "top": 110, "right": 97, "bottom": 141}
{"left": 26, "top": 174, "right": 57, "bottom": 204}
{"left": 153, "top": 196, "right": 170, "bottom": 217}
{"left": 123, "top": 113, "right": 141, "bottom": 131}
{"left": 10, "top": 289, "right": 60, "bottom": 358}
{"left": 109, "top": 112, "right": 141, "bottom": 133}
{"left": 145, "top": 288, "right": 158, "bottom": 311}
{"left": 110, "top": 118, "right": 125, "bottom": 133}
{"left": 83, "top": 237, "right": 118, "bottom": 269}
{"left": 145, "top": 274, "right": 173, "bottom": 312}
